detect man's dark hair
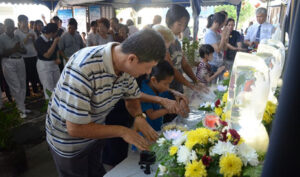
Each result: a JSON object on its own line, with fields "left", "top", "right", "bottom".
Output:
{"left": 42, "top": 23, "right": 58, "bottom": 34}
{"left": 35, "top": 20, "right": 43, "bottom": 26}
{"left": 126, "top": 19, "right": 134, "bottom": 26}
{"left": 110, "top": 17, "right": 119, "bottom": 24}
{"left": 91, "top": 20, "right": 97, "bottom": 27}
{"left": 18, "top": 15, "right": 28, "bottom": 22}
{"left": 206, "top": 12, "right": 226, "bottom": 28}
{"left": 68, "top": 18, "right": 78, "bottom": 28}
{"left": 219, "top": 10, "right": 228, "bottom": 17}
{"left": 121, "top": 29, "right": 166, "bottom": 63}
{"left": 199, "top": 44, "right": 214, "bottom": 58}
{"left": 98, "top": 18, "right": 110, "bottom": 29}
{"left": 151, "top": 60, "right": 174, "bottom": 82}
{"left": 166, "top": 4, "right": 190, "bottom": 28}
{"left": 52, "top": 16, "right": 60, "bottom": 23}
{"left": 226, "top": 18, "right": 235, "bottom": 26}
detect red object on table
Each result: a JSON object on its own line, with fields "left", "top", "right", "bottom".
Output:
{"left": 204, "top": 114, "right": 219, "bottom": 129}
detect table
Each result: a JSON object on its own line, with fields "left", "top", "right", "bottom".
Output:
{"left": 104, "top": 150, "right": 158, "bottom": 177}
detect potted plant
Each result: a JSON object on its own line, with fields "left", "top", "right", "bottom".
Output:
{"left": 182, "top": 37, "right": 199, "bottom": 67}
{"left": 0, "top": 102, "right": 28, "bottom": 177}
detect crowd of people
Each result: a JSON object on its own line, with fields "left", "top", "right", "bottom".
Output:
{"left": 0, "top": 4, "right": 275, "bottom": 177}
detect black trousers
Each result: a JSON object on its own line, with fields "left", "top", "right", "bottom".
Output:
{"left": 23, "top": 57, "right": 40, "bottom": 95}
{"left": 102, "top": 99, "right": 134, "bottom": 166}
{"left": 49, "top": 140, "right": 106, "bottom": 177}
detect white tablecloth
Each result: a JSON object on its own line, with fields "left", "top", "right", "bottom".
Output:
{"left": 104, "top": 150, "right": 158, "bottom": 177}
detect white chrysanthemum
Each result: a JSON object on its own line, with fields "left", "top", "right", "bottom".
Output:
{"left": 163, "top": 130, "right": 184, "bottom": 141}
{"left": 172, "top": 134, "right": 187, "bottom": 147}
{"left": 210, "top": 141, "right": 236, "bottom": 156}
{"left": 157, "top": 137, "right": 166, "bottom": 147}
{"left": 217, "top": 85, "right": 228, "bottom": 92}
{"left": 205, "top": 102, "right": 211, "bottom": 107}
{"left": 190, "top": 150, "right": 198, "bottom": 161}
{"left": 210, "top": 103, "right": 215, "bottom": 109}
{"left": 177, "top": 145, "right": 191, "bottom": 165}
{"left": 158, "top": 164, "right": 167, "bottom": 176}
{"left": 237, "top": 143, "right": 259, "bottom": 166}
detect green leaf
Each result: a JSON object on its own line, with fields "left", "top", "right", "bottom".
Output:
{"left": 242, "top": 164, "right": 263, "bottom": 177}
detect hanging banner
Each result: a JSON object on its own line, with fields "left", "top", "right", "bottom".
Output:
{"left": 89, "top": 5, "right": 101, "bottom": 22}
{"left": 73, "top": 7, "right": 87, "bottom": 34}
{"left": 57, "top": 9, "right": 73, "bottom": 30}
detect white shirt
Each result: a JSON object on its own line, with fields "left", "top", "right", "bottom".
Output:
{"left": 0, "top": 33, "right": 23, "bottom": 58}
{"left": 245, "top": 22, "right": 274, "bottom": 42}
{"left": 128, "top": 25, "right": 139, "bottom": 36}
{"left": 86, "top": 31, "right": 100, "bottom": 46}
{"left": 14, "top": 29, "right": 37, "bottom": 58}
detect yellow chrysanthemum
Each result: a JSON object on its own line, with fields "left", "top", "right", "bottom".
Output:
{"left": 221, "top": 113, "right": 226, "bottom": 121}
{"left": 215, "top": 107, "right": 223, "bottom": 116}
{"left": 222, "top": 92, "right": 228, "bottom": 103}
{"left": 238, "top": 138, "right": 245, "bottom": 145}
{"left": 169, "top": 146, "right": 178, "bottom": 156}
{"left": 185, "top": 128, "right": 218, "bottom": 149}
{"left": 266, "top": 101, "right": 277, "bottom": 115}
{"left": 185, "top": 160, "right": 207, "bottom": 177}
{"left": 263, "top": 111, "right": 272, "bottom": 124}
{"left": 219, "top": 153, "right": 243, "bottom": 177}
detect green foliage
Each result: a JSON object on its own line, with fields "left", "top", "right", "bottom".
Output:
{"left": 214, "top": 0, "right": 255, "bottom": 29}
{"left": 182, "top": 37, "right": 199, "bottom": 66}
{"left": 242, "top": 164, "right": 263, "bottom": 177}
{"left": 0, "top": 102, "right": 23, "bottom": 150}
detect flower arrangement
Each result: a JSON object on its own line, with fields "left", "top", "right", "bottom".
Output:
{"left": 262, "top": 101, "right": 278, "bottom": 134}
{"left": 151, "top": 119, "right": 262, "bottom": 177}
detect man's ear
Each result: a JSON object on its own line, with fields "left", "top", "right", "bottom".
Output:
{"left": 150, "top": 76, "right": 157, "bottom": 83}
{"left": 127, "top": 54, "right": 138, "bottom": 63}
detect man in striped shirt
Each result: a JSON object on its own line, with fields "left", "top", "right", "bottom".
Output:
{"left": 46, "top": 29, "right": 170, "bottom": 177}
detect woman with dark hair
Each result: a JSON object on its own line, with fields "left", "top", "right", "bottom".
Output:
{"left": 35, "top": 23, "right": 61, "bottom": 99}
{"left": 204, "top": 12, "right": 230, "bottom": 77}
{"left": 165, "top": 4, "right": 206, "bottom": 94}
{"left": 97, "top": 17, "right": 113, "bottom": 45}
{"left": 34, "top": 20, "right": 44, "bottom": 37}
{"left": 114, "top": 24, "right": 129, "bottom": 43}
{"left": 225, "top": 18, "right": 246, "bottom": 70}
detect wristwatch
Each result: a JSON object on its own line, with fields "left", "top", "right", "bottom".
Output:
{"left": 135, "top": 113, "right": 147, "bottom": 119}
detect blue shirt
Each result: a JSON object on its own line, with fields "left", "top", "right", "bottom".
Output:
{"left": 140, "top": 80, "right": 168, "bottom": 131}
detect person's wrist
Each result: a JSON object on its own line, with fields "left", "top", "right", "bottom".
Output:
{"left": 118, "top": 126, "right": 128, "bottom": 138}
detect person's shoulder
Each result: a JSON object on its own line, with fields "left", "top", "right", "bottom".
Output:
{"left": 140, "top": 80, "right": 153, "bottom": 93}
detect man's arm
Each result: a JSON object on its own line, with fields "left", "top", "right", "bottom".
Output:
{"left": 66, "top": 120, "right": 150, "bottom": 150}
{"left": 125, "top": 98, "right": 158, "bottom": 142}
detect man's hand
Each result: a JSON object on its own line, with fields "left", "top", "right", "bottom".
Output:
{"left": 160, "top": 98, "right": 180, "bottom": 114}
{"left": 133, "top": 117, "right": 158, "bottom": 142}
{"left": 121, "top": 127, "right": 150, "bottom": 151}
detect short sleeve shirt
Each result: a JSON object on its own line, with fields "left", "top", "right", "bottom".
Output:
{"left": 14, "top": 29, "right": 37, "bottom": 57}
{"left": 98, "top": 34, "right": 113, "bottom": 45}
{"left": 226, "top": 30, "right": 242, "bottom": 60}
{"left": 35, "top": 34, "right": 58, "bottom": 61}
{"left": 0, "top": 33, "right": 23, "bottom": 58}
{"left": 46, "top": 42, "right": 141, "bottom": 157}
{"left": 86, "top": 32, "right": 100, "bottom": 46}
{"left": 169, "top": 38, "right": 184, "bottom": 93}
{"left": 58, "top": 32, "right": 85, "bottom": 57}
{"left": 140, "top": 80, "right": 163, "bottom": 131}
{"left": 245, "top": 22, "right": 274, "bottom": 42}
{"left": 196, "top": 60, "right": 212, "bottom": 84}
{"left": 204, "top": 29, "right": 224, "bottom": 67}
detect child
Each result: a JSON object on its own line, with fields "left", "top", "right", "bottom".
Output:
{"left": 196, "top": 44, "right": 225, "bottom": 85}
{"left": 141, "top": 60, "right": 175, "bottom": 131}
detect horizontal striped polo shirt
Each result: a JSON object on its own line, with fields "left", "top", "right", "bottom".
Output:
{"left": 46, "top": 42, "right": 141, "bottom": 158}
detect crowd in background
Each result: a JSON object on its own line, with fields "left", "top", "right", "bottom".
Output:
{"left": 0, "top": 5, "right": 274, "bottom": 176}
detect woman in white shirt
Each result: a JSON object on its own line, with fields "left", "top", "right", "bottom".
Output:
{"left": 15, "top": 15, "right": 40, "bottom": 97}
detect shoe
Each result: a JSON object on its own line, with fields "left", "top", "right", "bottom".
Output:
{"left": 25, "top": 109, "right": 32, "bottom": 114}
{"left": 20, "top": 112, "right": 27, "bottom": 119}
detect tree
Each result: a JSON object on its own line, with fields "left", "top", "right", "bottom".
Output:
{"left": 214, "top": 0, "right": 254, "bottom": 29}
